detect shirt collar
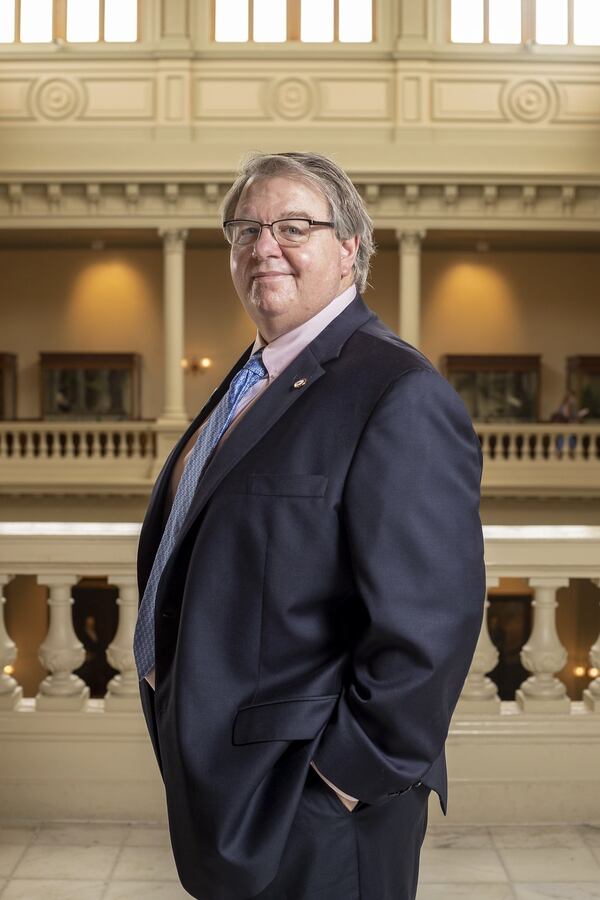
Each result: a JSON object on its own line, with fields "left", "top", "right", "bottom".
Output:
{"left": 250, "top": 284, "right": 357, "bottom": 379}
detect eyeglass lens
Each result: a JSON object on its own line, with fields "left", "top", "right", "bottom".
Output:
{"left": 226, "top": 220, "right": 311, "bottom": 246}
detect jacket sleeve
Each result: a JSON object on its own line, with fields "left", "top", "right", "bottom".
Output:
{"left": 311, "top": 366, "right": 486, "bottom": 806}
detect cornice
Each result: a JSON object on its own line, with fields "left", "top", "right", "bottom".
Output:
{"left": 0, "top": 177, "right": 598, "bottom": 230}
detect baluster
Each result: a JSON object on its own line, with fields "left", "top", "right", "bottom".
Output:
{"left": 67, "top": 430, "right": 77, "bottom": 458}
{"left": 0, "top": 575, "right": 23, "bottom": 710}
{"left": 36, "top": 574, "right": 89, "bottom": 711}
{"left": 456, "top": 576, "right": 501, "bottom": 713}
{"left": 505, "top": 432, "right": 516, "bottom": 460}
{"left": 105, "top": 575, "right": 140, "bottom": 711}
{"left": 583, "top": 578, "right": 600, "bottom": 713}
{"left": 88, "top": 431, "right": 98, "bottom": 458}
{"left": 21, "top": 430, "right": 32, "bottom": 459}
{"left": 572, "top": 430, "right": 584, "bottom": 461}
{"left": 516, "top": 577, "right": 570, "bottom": 713}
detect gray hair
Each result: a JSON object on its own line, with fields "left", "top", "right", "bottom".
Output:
{"left": 221, "top": 151, "right": 375, "bottom": 293}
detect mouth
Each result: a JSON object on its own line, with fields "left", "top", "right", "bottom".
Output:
{"left": 252, "top": 272, "right": 290, "bottom": 279}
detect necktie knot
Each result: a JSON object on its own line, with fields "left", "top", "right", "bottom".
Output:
{"left": 227, "top": 351, "right": 268, "bottom": 411}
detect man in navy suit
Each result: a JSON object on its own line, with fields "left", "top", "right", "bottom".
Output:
{"left": 135, "top": 151, "right": 485, "bottom": 899}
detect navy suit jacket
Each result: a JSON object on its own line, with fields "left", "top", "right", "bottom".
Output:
{"left": 137, "top": 293, "right": 486, "bottom": 900}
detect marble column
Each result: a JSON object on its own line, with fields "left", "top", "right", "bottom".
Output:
{"left": 583, "top": 578, "right": 600, "bottom": 713}
{"left": 456, "top": 576, "right": 501, "bottom": 714}
{"left": 36, "top": 574, "right": 89, "bottom": 711}
{"left": 0, "top": 575, "right": 22, "bottom": 710}
{"left": 105, "top": 575, "right": 140, "bottom": 711}
{"left": 516, "top": 577, "right": 570, "bottom": 713}
{"left": 396, "top": 229, "right": 425, "bottom": 348}
{"left": 158, "top": 227, "right": 188, "bottom": 423}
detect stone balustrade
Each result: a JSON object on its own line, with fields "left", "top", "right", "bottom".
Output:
{"left": 0, "top": 522, "right": 599, "bottom": 823}
{"left": 477, "top": 423, "right": 600, "bottom": 463}
{"left": 2, "top": 421, "right": 600, "bottom": 497}
{"left": 0, "top": 522, "right": 599, "bottom": 715}
{"left": 0, "top": 421, "right": 156, "bottom": 462}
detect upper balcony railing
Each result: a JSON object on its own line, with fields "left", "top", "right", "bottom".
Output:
{"left": 1, "top": 419, "right": 600, "bottom": 497}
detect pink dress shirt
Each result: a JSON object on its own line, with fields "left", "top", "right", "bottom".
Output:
{"left": 146, "top": 283, "right": 359, "bottom": 805}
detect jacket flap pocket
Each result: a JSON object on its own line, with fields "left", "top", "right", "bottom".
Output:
{"left": 247, "top": 474, "right": 328, "bottom": 497}
{"left": 233, "top": 694, "right": 339, "bottom": 745}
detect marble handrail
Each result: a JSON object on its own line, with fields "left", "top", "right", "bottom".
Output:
{"left": 0, "top": 523, "right": 599, "bottom": 715}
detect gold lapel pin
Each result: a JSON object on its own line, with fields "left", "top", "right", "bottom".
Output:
{"left": 293, "top": 378, "right": 307, "bottom": 389}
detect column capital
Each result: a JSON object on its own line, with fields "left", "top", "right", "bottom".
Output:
{"left": 396, "top": 229, "right": 426, "bottom": 249}
{"left": 159, "top": 227, "right": 189, "bottom": 250}
{"left": 36, "top": 574, "right": 78, "bottom": 589}
{"left": 528, "top": 577, "right": 570, "bottom": 591}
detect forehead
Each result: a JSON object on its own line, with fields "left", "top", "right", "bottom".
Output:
{"left": 234, "top": 174, "right": 330, "bottom": 217}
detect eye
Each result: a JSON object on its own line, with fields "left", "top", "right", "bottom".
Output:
{"left": 279, "top": 222, "right": 304, "bottom": 236}
{"left": 239, "top": 223, "right": 260, "bottom": 237}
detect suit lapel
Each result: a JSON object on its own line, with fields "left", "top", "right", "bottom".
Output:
{"left": 167, "top": 294, "right": 374, "bottom": 559}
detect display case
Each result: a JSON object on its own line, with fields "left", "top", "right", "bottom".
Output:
{"left": 442, "top": 354, "right": 541, "bottom": 422}
{"left": 40, "top": 352, "right": 141, "bottom": 420}
{"left": 567, "top": 356, "right": 600, "bottom": 422}
{"left": 0, "top": 354, "right": 17, "bottom": 420}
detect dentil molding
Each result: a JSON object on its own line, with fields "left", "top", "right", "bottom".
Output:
{"left": 0, "top": 178, "right": 598, "bottom": 230}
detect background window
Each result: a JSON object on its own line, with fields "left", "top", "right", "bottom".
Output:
{"left": 20, "top": 0, "right": 53, "bottom": 42}
{"left": 450, "top": 0, "right": 600, "bottom": 46}
{"left": 536, "top": 0, "right": 568, "bottom": 44}
{"left": 0, "top": 0, "right": 138, "bottom": 44}
{"left": 214, "top": 0, "right": 374, "bottom": 43}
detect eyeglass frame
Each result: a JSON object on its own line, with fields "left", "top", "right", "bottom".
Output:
{"left": 223, "top": 218, "right": 336, "bottom": 248}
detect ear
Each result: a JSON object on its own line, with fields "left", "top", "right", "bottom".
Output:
{"left": 340, "top": 235, "right": 360, "bottom": 278}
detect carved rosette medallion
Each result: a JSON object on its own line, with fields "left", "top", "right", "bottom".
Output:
{"left": 269, "top": 77, "right": 316, "bottom": 120}
{"left": 504, "top": 80, "right": 553, "bottom": 123}
{"left": 34, "top": 78, "right": 83, "bottom": 121}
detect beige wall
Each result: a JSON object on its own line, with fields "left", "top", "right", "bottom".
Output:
{"left": 3, "top": 241, "right": 600, "bottom": 423}
{"left": 421, "top": 249, "right": 600, "bottom": 420}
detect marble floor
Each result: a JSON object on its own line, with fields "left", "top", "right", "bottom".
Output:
{"left": 0, "top": 821, "right": 599, "bottom": 899}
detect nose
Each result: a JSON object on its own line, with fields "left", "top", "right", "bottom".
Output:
{"left": 252, "top": 224, "right": 283, "bottom": 259}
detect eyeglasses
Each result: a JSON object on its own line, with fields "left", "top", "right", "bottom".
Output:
{"left": 223, "top": 218, "right": 335, "bottom": 248}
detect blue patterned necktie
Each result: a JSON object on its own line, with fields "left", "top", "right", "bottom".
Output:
{"left": 133, "top": 351, "right": 268, "bottom": 679}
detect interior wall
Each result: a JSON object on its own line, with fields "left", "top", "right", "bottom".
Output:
{"left": 421, "top": 249, "right": 600, "bottom": 420}
{"left": 2, "top": 242, "right": 600, "bottom": 423}
{"left": 1, "top": 247, "right": 164, "bottom": 420}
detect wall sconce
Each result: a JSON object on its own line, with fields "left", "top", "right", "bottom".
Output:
{"left": 181, "top": 356, "right": 213, "bottom": 375}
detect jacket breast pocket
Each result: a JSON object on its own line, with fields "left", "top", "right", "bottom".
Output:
{"left": 246, "top": 474, "right": 328, "bottom": 497}
{"left": 232, "top": 694, "right": 339, "bottom": 745}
